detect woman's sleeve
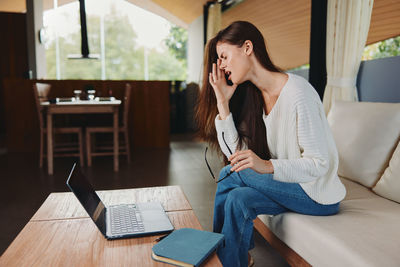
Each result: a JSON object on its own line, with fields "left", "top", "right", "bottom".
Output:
{"left": 270, "top": 99, "right": 331, "bottom": 183}
{"left": 214, "top": 113, "right": 239, "bottom": 158}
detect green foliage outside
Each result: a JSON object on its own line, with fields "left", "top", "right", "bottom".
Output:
{"left": 362, "top": 36, "right": 400, "bottom": 60}
{"left": 290, "top": 63, "right": 309, "bottom": 71}
{"left": 164, "top": 26, "right": 188, "bottom": 61}
{"left": 45, "top": 6, "right": 187, "bottom": 80}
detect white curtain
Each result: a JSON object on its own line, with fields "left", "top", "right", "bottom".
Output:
{"left": 323, "top": 0, "right": 374, "bottom": 114}
{"left": 207, "top": 3, "right": 222, "bottom": 42}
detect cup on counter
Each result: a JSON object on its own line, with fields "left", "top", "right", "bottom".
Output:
{"left": 73, "top": 90, "right": 82, "bottom": 100}
{"left": 87, "top": 90, "right": 96, "bottom": 100}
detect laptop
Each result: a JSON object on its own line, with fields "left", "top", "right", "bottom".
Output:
{"left": 66, "top": 163, "right": 174, "bottom": 239}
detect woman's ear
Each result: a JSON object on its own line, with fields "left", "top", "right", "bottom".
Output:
{"left": 244, "top": 40, "right": 253, "bottom": 56}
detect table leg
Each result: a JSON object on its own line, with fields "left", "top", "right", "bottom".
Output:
{"left": 114, "top": 107, "right": 119, "bottom": 172}
{"left": 47, "top": 112, "right": 53, "bottom": 175}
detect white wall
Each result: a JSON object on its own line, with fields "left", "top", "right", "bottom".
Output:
{"left": 187, "top": 15, "right": 204, "bottom": 85}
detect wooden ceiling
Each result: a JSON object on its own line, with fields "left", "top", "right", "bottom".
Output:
{"left": 366, "top": 0, "right": 400, "bottom": 45}
{"left": 221, "top": 0, "right": 311, "bottom": 70}
{"left": 1, "top": 0, "right": 399, "bottom": 69}
{"left": 150, "top": 0, "right": 209, "bottom": 25}
{"left": 0, "top": 0, "right": 74, "bottom": 12}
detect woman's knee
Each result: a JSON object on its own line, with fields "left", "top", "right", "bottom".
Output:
{"left": 224, "top": 188, "right": 257, "bottom": 221}
{"left": 225, "top": 188, "right": 253, "bottom": 210}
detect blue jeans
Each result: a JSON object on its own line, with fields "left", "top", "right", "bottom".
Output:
{"left": 213, "top": 165, "right": 340, "bottom": 267}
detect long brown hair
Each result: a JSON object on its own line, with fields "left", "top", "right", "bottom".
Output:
{"left": 196, "top": 21, "right": 282, "bottom": 163}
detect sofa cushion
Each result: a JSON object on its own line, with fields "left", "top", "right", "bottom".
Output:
{"left": 373, "top": 141, "right": 400, "bottom": 203}
{"left": 327, "top": 101, "right": 400, "bottom": 187}
{"left": 257, "top": 177, "right": 400, "bottom": 267}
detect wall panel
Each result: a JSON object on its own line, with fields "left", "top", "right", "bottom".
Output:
{"left": 0, "top": 12, "right": 29, "bottom": 135}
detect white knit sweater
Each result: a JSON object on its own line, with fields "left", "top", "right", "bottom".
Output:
{"left": 215, "top": 73, "right": 346, "bottom": 204}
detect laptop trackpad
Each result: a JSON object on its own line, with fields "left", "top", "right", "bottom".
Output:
{"left": 137, "top": 202, "right": 173, "bottom": 232}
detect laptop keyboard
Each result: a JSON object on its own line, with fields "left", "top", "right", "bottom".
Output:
{"left": 109, "top": 204, "right": 145, "bottom": 235}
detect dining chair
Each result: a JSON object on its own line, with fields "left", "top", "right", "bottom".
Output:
{"left": 33, "top": 83, "right": 84, "bottom": 168}
{"left": 86, "top": 83, "right": 132, "bottom": 166}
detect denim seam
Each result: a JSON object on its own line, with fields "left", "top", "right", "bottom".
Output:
{"left": 237, "top": 171, "right": 312, "bottom": 205}
{"left": 237, "top": 171, "right": 308, "bottom": 200}
{"left": 250, "top": 185, "right": 310, "bottom": 202}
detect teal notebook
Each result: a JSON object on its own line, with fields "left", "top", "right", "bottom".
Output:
{"left": 151, "top": 228, "right": 224, "bottom": 267}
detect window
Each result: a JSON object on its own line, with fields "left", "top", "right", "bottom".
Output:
{"left": 43, "top": 0, "right": 187, "bottom": 80}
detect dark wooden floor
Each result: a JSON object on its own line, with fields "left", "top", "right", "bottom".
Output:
{"left": 0, "top": 134, "right": 288, "bottom": 266}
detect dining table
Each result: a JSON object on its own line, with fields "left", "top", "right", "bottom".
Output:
{"left": 41, "top": 98, "right": 122, "bottom": 175}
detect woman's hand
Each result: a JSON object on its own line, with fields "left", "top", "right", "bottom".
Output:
{"left": 229, "top": 149, "right": 274, "bottom": 174}
{"left": 209, "top": 59, "right": 237, "bottom": 118}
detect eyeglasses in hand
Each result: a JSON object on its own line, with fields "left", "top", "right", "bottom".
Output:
{"left": 204, "top": 132, "right": 234, "bottom": 183}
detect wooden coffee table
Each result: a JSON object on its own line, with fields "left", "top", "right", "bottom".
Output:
{"left": 0, "top": 186, "right": 222, "bottom": 266}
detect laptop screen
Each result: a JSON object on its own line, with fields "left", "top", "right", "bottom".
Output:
{"left": 66, "top": 163, "right": 106, "bottom": 236}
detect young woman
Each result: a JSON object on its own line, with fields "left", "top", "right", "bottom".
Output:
{"left": 196, "top": 21, "right": 346, "bottom": 267}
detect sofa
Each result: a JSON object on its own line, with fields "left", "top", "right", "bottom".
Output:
{"left": 254, "top": 101, "right": 400, "bottom": 267}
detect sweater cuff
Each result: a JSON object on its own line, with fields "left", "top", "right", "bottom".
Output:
{"left": 270, "top": 159, "right": 284, "bottom": 182}
{"left": 215, "top": 113, "right": 235, "bottom": 132}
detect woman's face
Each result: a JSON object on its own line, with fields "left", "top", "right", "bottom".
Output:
{"left": 216, "top": 41, "right": 250, "bottom": 85}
